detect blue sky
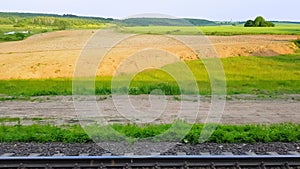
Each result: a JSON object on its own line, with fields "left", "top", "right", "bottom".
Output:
{"left": 0, "top": 0, "right": 299, "bottom": 21}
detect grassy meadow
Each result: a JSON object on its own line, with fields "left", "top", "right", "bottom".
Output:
{"left": 118, "top": 24, "right": 300, "bottom": 36}
{"left": 0, "top": 54, "right": 299, "bottom": 98}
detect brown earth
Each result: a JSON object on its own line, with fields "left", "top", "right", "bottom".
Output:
{"left": 0, "top": 30, "right": 299, "bottom": 79}
{"left": 0, "top": 95, "right": 299, "bottom": 125}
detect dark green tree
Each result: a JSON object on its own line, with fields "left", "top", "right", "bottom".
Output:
{"left": 244, "top": 16, "right": 275, "bottom": 27}
{"left": 254, "top": 16, "right": 266, "bottom": 26}
{"left": 244, "top": 20, "right": 255, "bottom": 27}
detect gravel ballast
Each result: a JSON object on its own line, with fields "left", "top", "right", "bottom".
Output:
{"left": 1, "top": 142, "right": 300, "bottom": 156}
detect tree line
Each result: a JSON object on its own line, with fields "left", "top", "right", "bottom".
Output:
{"left": 0, "top": 12, "right": 113, "bottom": 30}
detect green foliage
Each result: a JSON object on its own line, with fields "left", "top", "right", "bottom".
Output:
{"left": 0, "top": 125, "right": 92, "bottom": 143}
{"left": 244, "top": 20, "right": 255, "bottom": 27}
{"left": 0, "top": 123, "right": 300, "bottom": 143}
{"left": 244, "top": 16, "right": 275, "bottom": 27}
{"left": 0, "top": 32, "right": 31, "bottom": 41}
{"left": 0, "top": 12, "right": 112, "bottom": 24}
{"left": 254, "top": 16, "right": 266, "bottom": 26}
{"left": 294, "top": 39, "right": 300, "bottom": 48}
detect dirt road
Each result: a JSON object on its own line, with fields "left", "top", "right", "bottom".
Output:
{"left": 0, "top": 95, "right": 299, "bottom": 125}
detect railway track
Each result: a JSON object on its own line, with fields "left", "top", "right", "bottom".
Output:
{"left": 1, "top": 154, "right": 300, "bottom": 169}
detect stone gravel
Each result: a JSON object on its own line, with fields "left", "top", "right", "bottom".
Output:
{"left": 1, "top": 142, "right": 300, "bottom": 156}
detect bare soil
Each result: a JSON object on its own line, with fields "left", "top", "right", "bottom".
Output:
{"left": 0, "top": 95, "right": 299, "bottom": 125}
{"left": 0, "top": 30, "right": 299, "bottom": 79}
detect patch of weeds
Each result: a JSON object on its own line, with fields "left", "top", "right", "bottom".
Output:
{"left": 23, "top": 117, "right": 44, "bottom": 121}
{"left": 96, "top": 96, "right": 109, "bottom": 101}
{"left": 0, "top": 96, "right": 30, "bottom": 101}
{"left": 294, "top": 39, "right": 300, "bottom": 48}
{"left": 0, "top": 117, "right": 20, "bottom": 123}
{"left": 173, "top": 96, "right": 181, "bottom": 101}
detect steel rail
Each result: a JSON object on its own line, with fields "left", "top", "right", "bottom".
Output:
{"left": 0, "top": 155, "right": 300, "bottom": 168}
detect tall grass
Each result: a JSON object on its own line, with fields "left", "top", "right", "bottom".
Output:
{"left": 1, "top": 123, "right": 300, "bottom": 144}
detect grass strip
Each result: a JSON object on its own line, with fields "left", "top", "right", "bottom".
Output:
{"left": 0, "top": 123, "right": 299, "bottom": 144}
{"left": 118, "top": 24, "right": 300, "bottom": 36}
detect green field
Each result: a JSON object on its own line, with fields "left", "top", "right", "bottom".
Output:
{"left": 0, "top": 122, "right": 300, "bottom": 143}
{"left": 0, "top": 54, "right": 299, "bottom": 98}
{"left": 118, "top": 24, "right": 300, "bottom": 36}
{"left": 0, "top": 23, "right": 108, "bottom": 42}
{"left": 0, "top": 14, "right": 110, "bottom": 42}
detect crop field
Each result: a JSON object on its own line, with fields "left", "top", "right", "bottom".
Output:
{"left": 119, "top": 24, "right": 300, "bottom": 36}
{"left": 0, "top": 54, "right": 299, "bottom": 97}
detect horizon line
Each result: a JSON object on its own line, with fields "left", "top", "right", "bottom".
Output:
{"left": 1, "top": 11, "right": 300, "bottom": 22}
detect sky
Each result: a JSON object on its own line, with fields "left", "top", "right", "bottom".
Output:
{"left": 0, "top": 0, "right": 299, "bottom": 21}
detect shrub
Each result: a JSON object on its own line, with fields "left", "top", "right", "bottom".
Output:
{"left": 244, "top": 20, "right": 255, "bottom": 27}
{"left": 244, "top": 16, "right": 275, "bottom": 27}
{"left": 254, "top": 16, "right": 266, "bottom": 26}
{"left": 294, "top": 39, "right": 300, "bottom": 48}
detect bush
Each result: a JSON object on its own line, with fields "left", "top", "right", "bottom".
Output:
{"left": 244, "top": 20, "right": 255, "bottom": 27}
{"left": 244, "top": 16, "right": 275, "bottom": 27}
{"left": 0, "top": 32, "right": 29, "bottom": 41}
{"left": 254, "top": 16, "right": 266, "bottom": 26}
{"left": 294, "top": 39, "right": 300, "bottom": 48}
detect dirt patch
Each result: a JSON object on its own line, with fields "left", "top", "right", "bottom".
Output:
{"left": 0, "top": 30, "right": 299, "bottom": 79}
{"left": 0, "top": 95, "right": 299, "bottom": 125}
{"left": 210, "top": 35, "right": 299, "bottom": 57}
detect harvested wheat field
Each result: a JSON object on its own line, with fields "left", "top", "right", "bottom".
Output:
{"left": 0, "top": 29, "right": 299, "bottom": 79}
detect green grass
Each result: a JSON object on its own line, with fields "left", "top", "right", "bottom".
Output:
{"left": 118, "top": 24, "right": 300, "bottom": 36}
{"left": 0, "top": 123, "right": 300, "bottom": 143}
{"left": 0, "top": 124, "right": 90, "bottom": 143}
{"left": 0, "top": 54, "right": 299, "bottom": 97}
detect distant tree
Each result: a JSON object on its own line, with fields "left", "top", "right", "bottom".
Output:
{"left": 266, "top": 21, "right": 275, "bottom": 27}
{"left": 244, "top": 16, "right": 275, "bottom": 27}
{"left": 254, "top": 16, "right": 266, "bottom": 26}
{"left": 244, "top": 20, "right": 255, "bottom": 27}
{"left": 63, "top": 14, "right": 78, "bottom": 18}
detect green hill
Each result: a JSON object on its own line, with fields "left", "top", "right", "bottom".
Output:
{"left": 0, "top": 12, "right": 113, "bottom": 21}
{"left": 116, "top": 17, "right": 217, "bottom": 26}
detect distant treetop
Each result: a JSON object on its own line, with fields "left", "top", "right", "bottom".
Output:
{"left": 244, "top": 16, "right": 275, "bottom": 27}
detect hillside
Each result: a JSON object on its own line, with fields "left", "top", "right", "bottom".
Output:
{"left": 116, "top": 17, "right": 217, "bottom": 26}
